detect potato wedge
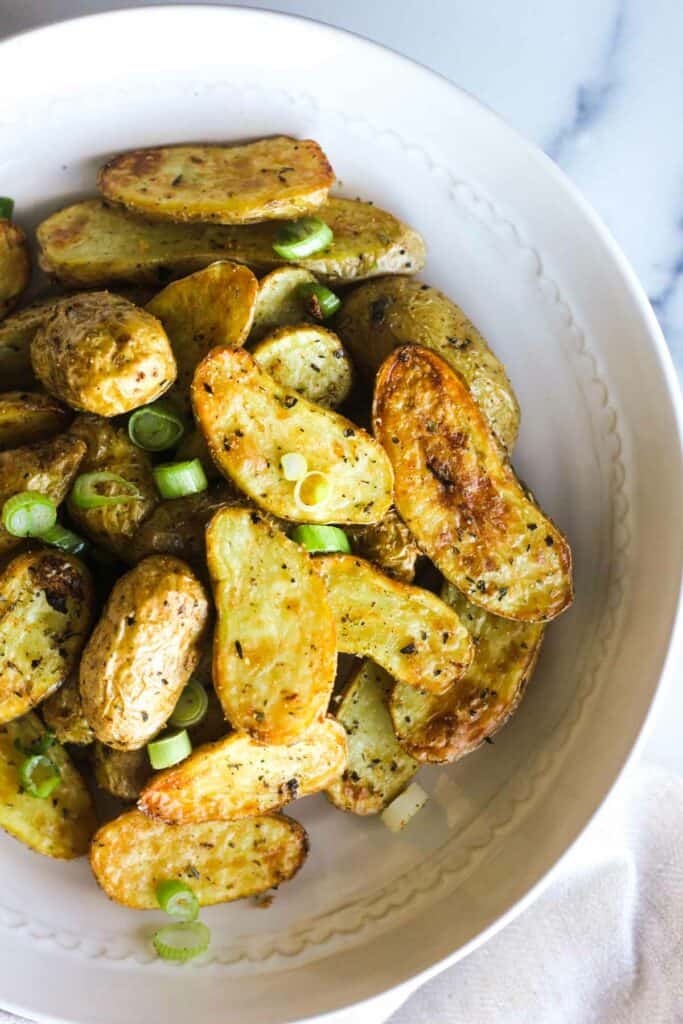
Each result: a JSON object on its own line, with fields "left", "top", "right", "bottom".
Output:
{"left": 0, "top": 391, "right": 72, "bottom": 450}
{"left": 0, "top": 299, "right": 54, "bottom": 389}
{"left": 90, "top": 809, "right": 307, "bottom": 909}
{"left": 0, "top": 434, "right": 86, "bottom": 556}
{"left": 315, "top": 554, "right": 473, "bottom": 695}
{"left": 193, "top": 347, "right": 393, "bottom": 524}
{"left": 41, "top": 673, "right": 94, "bottom": 746}
{"left": 347, "top": 508, "right": 421, "bottom": 582}
{"left": 146, "top": 261, "right": 257, "bottom": 413}
{"left": 99, "top": 137, "right": 334, "bottom": 225}
{"left": 31, "top": 292, "right": 176, "bottom": 417}
{"left": 327, "top": 661, "right": 417, "bottom": 815}
{"left": 127, "top": 482, "right": 236, "bottom": 567}
{"left": 0, "top": 550, "right": 93, "bottom": 723}
{"left": 338, "top": 277, "right": 520, "bottom": 450}
{"left": 0, "top": 221, "right": 30, "bottom": 320}
{"left": 0, "top": 712, "right": 95, "bottom": 857}
{"left": 80, "top": 555, "right": 210, "bottom": 750}
{"left": 250, "top": 267, "right": 318, "bottom": 341}
{"left": 374, "top": 346, "right": 573, "bottom": 621}
{"left": 206, "top": 506, "right": 336, "bottom": 744}
{"left": 391, "top": 582, "right": 544, "bottom": 762}
{"left": 67, "top": 415, "right": 158, "bottom": 557}
{"left": 252, "top": 324, "right": 354, "bottom": 409}
{"left": 37, "top": 198, "right": 425, "bottom": 287}
{"left": 94, "top": 743, "right": 152, "bottom": 801}
{"left": 139, "top": 717, "right": 346, "bottom": 824}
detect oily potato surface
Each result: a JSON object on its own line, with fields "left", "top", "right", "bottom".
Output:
{"left": 374, "top": 347, "right": 573, "bottom": 621}
{"left": 347, "top": 508, "right": 421, "bottom": 582}
{"left": 79, "top": 555, "right": 210, "bottom": 750}
{"left": 99, "top": 137, "right": 334, "bottom": 224}
{"left": 0, "top": 550, "right": 93, "bottom": 724}
{"left": 316, "top": 554, "right": 473, "bottom": 695}
{"left": 193, "top": 347, "right": 393, "bottom": 524}
{"left": 41, "top": 673, "right": 94, "bottom": 746}
{"left": 94, "top": 743, "right": 152, "bottom": 802}
{"left": 0, "top": 300, "right": 55, "bottom": 389}
{"left": 0, "top": 391, "right": 72, "bottom": 451}
{"left": 90, "top": 809, "right": 308, "bottom": 909}
{"left": 250, "top": 266, "right": 319, "bottom": 341}
{"left": 0, "top": 222, "right": 30, "bottom": 320}
{"left": 252, "top": 324, "right": 354, "bottom": 409}
{"left": 207, "top": 507, "right": 336, "bottom": 744}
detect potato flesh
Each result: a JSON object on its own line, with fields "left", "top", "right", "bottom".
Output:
{"left": 252, "top": 325, "right": 354, "bottom": 409}
{"left": 41, "top": 673, "right": 94, "bottom": 746}
{"left": 0, "top": 222, "right": 30, "bottom": 319}
{"left": 206, "top": 507, "right": 337, "bottom": 744}
{"left": 90, "top": 809, "right": 308, "bottom": 908}
{"left": 316, "top": 554, "right": 473, "bottom": 695}
{"left": 250, "top": 267, "right": 318, "bottom": 341}
{"left": 192, "top": 347, "right": 393, "bottom": 524}
{"left": 0, "top": 391, "right": 72, "bottom": 451}
{"left": 373, "top": 346, "right": 573, "bottom": 622}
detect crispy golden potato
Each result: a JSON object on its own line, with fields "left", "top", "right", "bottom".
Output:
{"left": 252, "top": 324, "right": 354, "bottom": 409}
{"left": 250, "top": 267, "right": 319, "bottom": 341}
{"left": 146, "top": 261, "right": 257, "bottom": 413}
{"left": 139, "top": 717, "right": 346, "bottom": 824}
{"left": 327, "top": 661, "right": 417, "bottom": 815}
{"left": 99, "top": 137, "right": 334, "bottom": 225}
{"left": 0, "top": 550, "right": 93, "bottom": 723}
{"left": 90, "top": 809, "right": 308, "bottom": 909}
{"left": 94, "top": 743, "right": 152, "bottom": 801}
{"left": 0, "top": 391, "right": 72, "bottom": 450}
{"left": 347, "top": 508, "right": 421, "bottom": 582}
{"left": 0, "top": 434, "right": 86, "bottom": 556}
{"left": 175, "top": 428, "right": 220, "bottom": 481}
{"left": 31, "top": 292, "right": 177, "bottom": 416}
{"left": 67, "top": 415, "right": 158, "bottom": 557}
{"left": 0, "top": 221, "right": 30, "bottom": 320}
{"left": 316, "top": 554, "right": 472, "bottom": 695}
{"left": 37, "top": 198, "right": 425, "bottom": 287}
{"left": 338, "top": 277, "right": 520, "bottom": 450}
{"left": 41, "top": 673, "right": 94, "bottom": 746}
{"left": 206, "top": 507, "right": 336, "bottom": 744}
{"left": 79, "top": 555, "right": 210, "bottom": 750}
{"left": 0, "top": 300, "right": 55, "bottom": 389}
{"left": 193, "top": 347, "right": 393, "bottom": 525}
{"left": 374, "top": 347, "right": 573, "bottom": 621}
{"left": 0, "top": 712, "right": 95, "bottom": 857}
{"left": 127, "top": 482, "right": 236, "bottom": 567}
{"left": 391, "top": 582, "right": 545, "bottom": 763}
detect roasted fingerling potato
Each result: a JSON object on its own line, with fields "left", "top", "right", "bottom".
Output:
{"left": 0, "top": 391, "right": 72, "bottom": 451}
{"left": 127, "top": 482, "right": 237, "bottom": 567}
{"left": 250, "top": 266, "right": 319, "bottom": 341}
{"left": 41, "top": 673, "right": 94, "bottom": 746}
{"left": 0, "top": 299, "right": 55, "bottom": 389}
{"left": 347, "top": 508, "right": 421, "bottom": 582}
{"left": 0, "top": 219, "right": 30, "bottom": 320}
{"left": 94, "top": 742, "right": 152, "bottom": 802}
{"left": 252, "top": 324, "right": 354, "bottom": 409}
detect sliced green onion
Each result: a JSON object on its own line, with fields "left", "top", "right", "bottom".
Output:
{"left": 152, "top": 921, "right": 210, "bottom": 962}
{"left": 156, "top": 879, "right": 200, "bottom": 922}
{"left": 2, "top": 492, "right": 57, "bottom": 537}
{"left": 298, "top": 282, "right": 341, "bottom": 319}
{"left": 128, "top": 400, "right": 185, "bottom": 452}
{"left": 14, "top": 728, "right": 56, "bottom": 758}
{"left": 153, "top": 459, "right": 207, "bottom": 500}
{"left": 0, "top": 198, "right": 14, "bottom": 220}
{"left": 169, "top": 680, "right": 208, "bottom": 729}
{"left": 40, "top": 523, "right": 89, "bottom": 555}
{"left": 19, "top": 754, "right": 61, "bottom": 799}
{"left": 147, "top": 729, "right": 192, "bottom": 770}
{"left": 280, "top": 452, "right": 308, "bottom": 482}
{"left": 381, "top": 782, "right": 428, "bottom": 833}
{"left": 291, "top": 524, "right": 351, "bottom": 554}
{"left": 293, "top": 471, "right": 331, "bottom": 511}
{"left": 273, "top": 217, "right": 333, "bottom": 260}
{"left": 70, "top": 471, "right": 141, "bottom": 510}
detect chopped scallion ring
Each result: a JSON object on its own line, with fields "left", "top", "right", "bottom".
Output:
{"left": 19, "top": 754, "right": 61, "bottom": 799}
{"left": 14, "top": 728, "right": 56, "bottom": 758}
{"left": 152, "top": 921, "right": 210, "bottom": 962}
{"left": 0, "top": 197, "right": 14, "bottom": 220}
{"left": 128, "top": 400, "right": 185, "bottom": 452}
{"left": 70, "top": 471, "right": 142, "bottom": 510}
{"left": 40, "top": 523, "right": 89, "bottom": 555}
{"left": 293, "top": 471, "right": 331, "bottom": 511}
{"left": 153, "top": 459, "right": 208, "bottom": 500}
{"left": 156, "top": 880, "right": 200, "bottom": 923}
{"left": 381, "top": 782, "right": 428, "bottom": 833}
{"left": 147, "top": 729, "right": 192, "bottom": 770}
{"left": 297, "top": 282, "right": 341, "bottom": 319}
{"left": 280, "top": 452, "right": 308, "bottom": 482}
{"left": 2, "top": 491, "right": 57, "bottom": 537}
{"left": 272, "top": 217, "right": 333, "bottom": 260}
{"left": 291, "top": 524, "right": 351, "bottom": 554}
{"left": 169, "top": 680, "right": 208, "bottom": 730}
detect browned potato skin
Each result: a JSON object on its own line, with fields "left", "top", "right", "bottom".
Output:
{"left": 127, "top": 482, "right": 237, "bottom": 567}
{"left": 31, "top": 292, "right": 177, "bottom": 416}
{"left": 41, "top": 673, "right": 94, "bottom": 746}
{"left": 347, "top": 509, "right": 420, "bottom": 582}
{"left": 174, "top": 428, "right": 221, "bottom": 481}
{"left": 0, "top": 222, "right": 30, "bottom": 320}
{"left": 0, "top": 391, "right": 72, "bottom": 450}
{"left": 373, "top": 346, "right": 573, "bottom": 622}
{"left": 0, "top": 434, "right": 86, "bottom": 556}
{"left": 94, "top": 743, "right": 152, "bottom": 801}
{"left": 79, "top": 555, "right": 210, "bottom": 750}
{"left": 0, "top": 300, "right": 55, "bottom": 389}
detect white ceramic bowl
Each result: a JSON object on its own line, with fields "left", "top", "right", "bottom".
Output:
{"left": 1, "top": 8, "right": 682, "bottom": 1023}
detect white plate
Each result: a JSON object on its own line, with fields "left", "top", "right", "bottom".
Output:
{"left": 1, "top": 7, "right": 683, "bottom": 1024}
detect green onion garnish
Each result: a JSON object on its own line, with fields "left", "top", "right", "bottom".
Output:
{"left": 40, "top": 523, "right": 89, "bottom": 555}
{"left": 272, "top": 217, "right": 333, "bottom": 260}
{"left": 0, "top": 198, "right": 14, "bottom": 220}
{"left": 19, "top": 754, "right": 61, "bottom": 799}
{"left": 291, "top": 524, "right": 351, "bottom": 554}
{"left": 14, "top": 728, "right": 56, "bottom": 758}
{"left": 153, "top": 459, "right": 207, "bottom": 500}
{"left": 156, "top": 880, "right": 200, "bottom": 922}
{"left": 128, "top": 400, "right": 185, "bottom": 452}
{"left": 2, "top": 491, "right": 57, "bottom": 537}
{"left": 293, "top": 471, "right": 331, "bottom": 511}
{"left": 147, "top": 729, "right": 192, "bottom": 770}
{"left": 280, "top": 452, "right": 308, "bottom": 482}
{"left": 298, "top": 282, "right": 341, "bottom": 319}
{"left": 169, "top": 679, "right": 209, "bottom": 729}
{"left": 152, "top": 921, "right": 210, "bottom": 962}
{"left": 70, "top": 471, "right": 142, "bottom": 510}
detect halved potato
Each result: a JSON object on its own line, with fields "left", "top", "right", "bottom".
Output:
{"left": 146, "top": 261, "right": 258, "bottom": 413}
{"left": 338, "top": 277, "right": 520, "bottom": 450}
{"left": 41, "top": 673, "right": 94, "bottom": 746}
{"left": 127, "top": 482, "right": 236, "bottom": 567}
{"left": 139, "top": 717, "right": 346, "bottom": 824}
{"left": 315, "top": 554, "right": 473, "bottom": 695}
{"left": 374, "top": 346, "right": 573, "bottom": 622}
{"left": 99, "top": 137, "right": 334, "bottom": 225}
{"left": 0, "top": 712, "right": 96, "bottom": 858}
{"left": 0, "top": 550, "right": 93, "bottom": 724}
{"left": 0, "top": 221, "right": 30, "bottom": 320}
{"left": 0, "top": 391, "right": 72, "bottom": 450}
{"left": 94, "top": 743, "right": 152, "bottom": 802}
{"left": 37, "top": 198, "right": 425, "bottom": 287}
{"left": 347, "top": 508, "right": 421, "bottom": 582}
{"left": 327, "top": 661, "right": 417, "bottom": 815}
{"left": 0, "top": 300, "right": 55, "bottom": 389}
{"left": 250, "top": 267, "right": 318, "bottom": 341}
{"left": 193, "top": 347, "right": 393, "bottom": 524}
{"left": 252, "top": 324, "right": 354, "bottom": 409}
{"left": 391, "top": 582, "right": 545, "bottom": 762}
{"left": 90, "top": 809, "right": 308, "bottom": 909}
{"left": 206, "top": 506, "right": 336, "bottom": 744}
